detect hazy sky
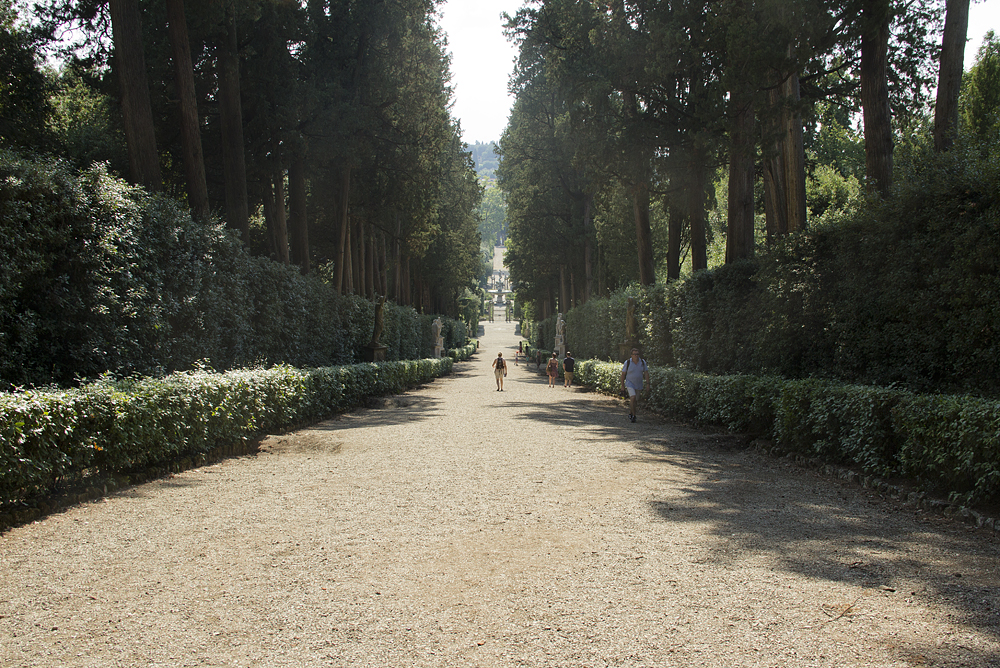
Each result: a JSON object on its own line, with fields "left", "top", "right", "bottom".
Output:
{"left": 437, "top": 0, "right": 999, "bottom": 146}
{"left": 436, "top": 0, "right": 523, "bottom": 145}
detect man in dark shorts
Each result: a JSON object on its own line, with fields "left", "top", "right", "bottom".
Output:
{"left": 563, "top": 351, "right": 575, "bottom": 387}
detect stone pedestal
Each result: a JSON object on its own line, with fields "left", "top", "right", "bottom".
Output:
{"left": 433, "top": 336, "right": 445, "bottom": 359}
{"left": 555, "top": 335, "right": 566, "bottom": 360}
{"left": 364, "top": 344, "right": 387, "bottom": 362}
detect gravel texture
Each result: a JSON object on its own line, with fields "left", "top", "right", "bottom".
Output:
{"left": 2, "top": 315, "right": 1000, "bottom": 667}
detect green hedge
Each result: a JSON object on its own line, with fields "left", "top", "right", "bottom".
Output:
{"left": 575, "top": 360, "right": 1000, "bottom": 505}
{"left": 0, "top": 358, "right": 454, "bottom": 508}
{"left": 448, "top": 341, "right": 478, "bottom": 362}
{"left": 543, "top": 141, "right": 1000, "bottom": 396}
{"left": 0, "top": 151, "right": 468, "bottom": 387}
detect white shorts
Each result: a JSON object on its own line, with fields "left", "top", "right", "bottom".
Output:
{"left": 625, "top": 382, "right": 640, "bottom": 397}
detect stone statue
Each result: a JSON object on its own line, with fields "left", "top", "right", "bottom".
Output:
{"left": 556, "top": 313, "right": 565, "bottom": 339}
{"left": 431, "top": 317, "right": 443, "bottom": 342}
{"left": 370, "top": 295, "right": 386, "bottom": 346}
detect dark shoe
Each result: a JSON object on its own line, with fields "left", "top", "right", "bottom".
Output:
{"left": 630, "top": 414, "right": 636, "bottom": 423}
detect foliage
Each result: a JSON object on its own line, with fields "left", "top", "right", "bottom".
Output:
{"left": 960, "top": 30, "right": 1000, "bottom": 144}
{"left": 0, "top": 357, "right": 456, "bottom": 509}
{"left": 574, "top": 361, "right": 1000, "bottom": 505}
{"left": 0, "top": 150, "right": 467, "bottom": 387}
{"left": 0, "top": 1, "right": 52, "bottom": 151}
{"left": 46, "top": 65, "right": 128, "bottom": 174}
{"left": 477, "top": 185, "right": 506, "bottom": 249}
{"left": 548, "top": 129, "right": 1000, "bottom": 399}
{"left": 468, "top": 141, "right": 499, "bottom": 182}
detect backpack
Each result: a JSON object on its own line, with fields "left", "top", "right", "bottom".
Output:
{"left": 496, "top": 357, "right": 505, "bottom": 370}
{"left": 624, "top": 358, "right": 646, "bottom": 373}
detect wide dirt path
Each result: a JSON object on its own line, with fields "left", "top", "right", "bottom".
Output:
{"left": 2, "top": 314, "right": 1000, "bottom": 667}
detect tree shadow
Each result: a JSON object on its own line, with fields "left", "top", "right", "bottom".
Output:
{"left": 311, "top": 393, "right": 446, "bottom": 430}
{"left": 485, "top": 392, "right": 1000, "bottom": 656}
{"left": 630, "top": 437, "right": 1000, "bottom": 655}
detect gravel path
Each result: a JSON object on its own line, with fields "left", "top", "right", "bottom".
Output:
{"left": 2, "top": 313, "right": 1000, "bottom": 667}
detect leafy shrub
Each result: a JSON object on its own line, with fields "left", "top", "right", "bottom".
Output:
{"left": 550, "top": 137, "right": 1000, "bottom": 397}
{"left": 0, "top": 151, "right": 467, "bottom": 387}
{"left": 1, "top": 357, "right": 456, "bottom": 508}
{"left": 572, "top": 361, "right": 1000, "bottom": 505}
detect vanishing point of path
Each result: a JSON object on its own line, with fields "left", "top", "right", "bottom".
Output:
{"left": 2, "top": 316, "right": 1000, "bottom": 667}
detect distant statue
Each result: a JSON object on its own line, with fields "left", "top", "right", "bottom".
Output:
{"left": 626, "top": 297, "right": 638, "bottom": 343}
{"left": 371, "top": 295, "right": 386, "bottom": 346}
{"left": 556, "top": 313, "right": 565, "bottom": 339}
{"left": 431, "top": 317, "right": 443, "bottom": 342}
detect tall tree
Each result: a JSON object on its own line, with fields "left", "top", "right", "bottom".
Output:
{"left": 933, "top": 0, "right": 970, "bottom": 151}
{"left": 109, "top": 0, "right": 161, "bottom": 191}
{"left": 166, "top": 0, "right": 209, "bottom": 219}
{"left": 288, "top": 153, "right": 309, "bottom": 273}
{"left": 958, "top": 30, "right": 999, "bottom": 142}
{"left": 860, "top": 0, "right": 893, "bottom": 196}
{"left": 217, "top": 0, "right": 248, "bottom": 241}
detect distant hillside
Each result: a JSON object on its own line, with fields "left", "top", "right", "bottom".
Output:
{"left": 468, "top": 141, "right": 498, "bottom": 182}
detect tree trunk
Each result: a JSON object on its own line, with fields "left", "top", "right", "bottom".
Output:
{"left": 350, "top": 220, "right": 365, "bottom": 295}
{"left": 356, "top": 219, "right": 366, "bottom": 298}
{"left": 763, "top": 158, "right": 784, "bottom": 243}
{"left": 559, "top": 264, "right": 568, "bottom": 314}
{"left": 689, "top": 148, "right": 708, "bottom": 271}
{"left": 934, "top": 0, "right": 971, "bottom": 152}
{"left": 632, "top": 183, "right": 656, "bottom": 285}
{"left": 570, "top": 271, "right": 577, "bottom": 310}
{"left": 288, "top": 155, "right": 309, "bottom": 273}
{"left": 393, "top": 212, "right": 402, "bottom": 301}
{"left": 262, "top": 168, "right": 288, "bottom": 265}
{"left": 379, "top": 231, "right": 388, "bottom": 296}
{"left": 272, "top": 165, "right": 289, "bottom": 265}
{"left": 782, "top": 71, "right": 807, "bottom": 233}
{"left": 365, "top": 224, "right": 375, "bottom": 298}
{"left": 667, "top": 202, "right": 682, "bottom": 280}
{"left": 861, "top": 0, "right": 893, "bottom": 197}
{"left": 218, "top": 0, "right": 249, "bottom": 241}
{"left": 344, "top": 221, "right": 354, "bottom": 294}
{"left": 726, "top": 83, "right": 755, "bottom": 263}
{"left": 402, "top": 255, "right": 410, "bottom": 306}
{"left": 583, "top": 194, "right": 593, "bottom": 302}
{"left": 262, "top": 176, "right": 277, "bottom": 257}
{"left": 109, "top": 0, "right": 161, "bottom": 191}
{"left": 165, "top": 0, "right": 208, "bottom": 219}
{"left": 335, "top": 168, "right": 351, "bottom": 294}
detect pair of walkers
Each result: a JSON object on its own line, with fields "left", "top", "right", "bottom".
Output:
{"left": 496, "top": 347, "right": 650, "bottom": 424}
{"left": 545, "top": 352, "right": 575, "bottom": 388}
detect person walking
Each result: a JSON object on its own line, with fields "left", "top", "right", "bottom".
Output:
{"left": 492, "top": 352, "right": 507, "bottom": 391}
{"left": 546, "top": 352, "right": 559, "bottom": 388}
{"left": 563, "top": 351, "right": 575, "bottom": 387}
{"left": 619, "top": 348, "right": 650, "bottom": 423}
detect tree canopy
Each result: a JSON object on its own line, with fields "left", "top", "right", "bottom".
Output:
{"left": 4, "top": 0, "right": 483, "bottom": 317}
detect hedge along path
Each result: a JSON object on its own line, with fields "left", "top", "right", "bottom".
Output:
{"left": 2, "top": 319, "right": 1000, "bottom": 667}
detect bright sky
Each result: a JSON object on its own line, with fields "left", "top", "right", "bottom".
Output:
{"left": 436, "top": 0, "right": 524, "bottom": 145}
{"left": 437, "top": 0, "right": 999, "bottom": 146}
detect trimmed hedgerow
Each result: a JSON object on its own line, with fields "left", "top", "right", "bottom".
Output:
{"left": 575, "top": 360, "right": 1000, "bottom": 505}
{"left": 0, "top": 357, "right": 455, "bottom": 509}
